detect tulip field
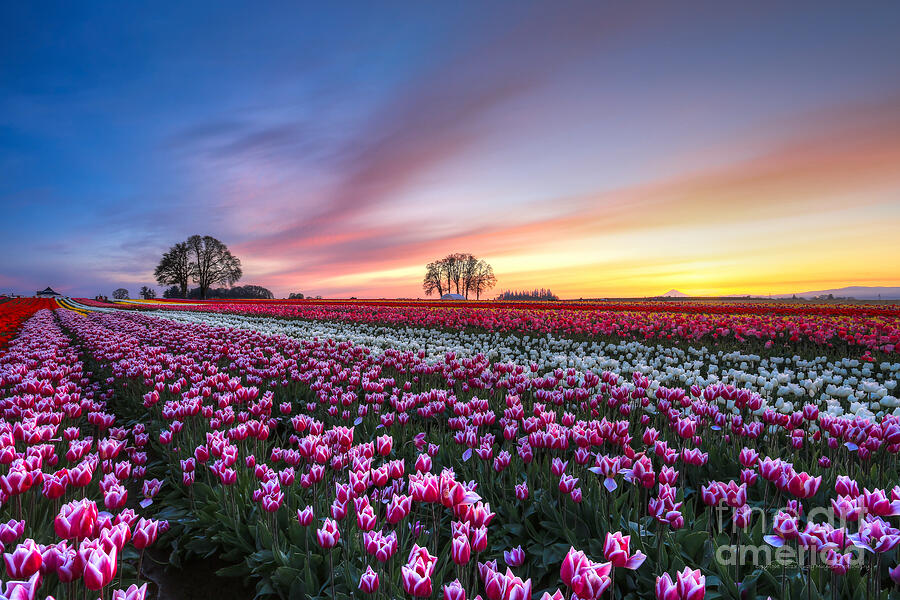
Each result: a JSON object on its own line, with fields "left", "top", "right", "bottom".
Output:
{"left": 2, "top": 298, "right": 900, "bottom": 600}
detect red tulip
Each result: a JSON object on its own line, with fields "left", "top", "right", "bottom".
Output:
{"left": 363, "top": 529, "right": 398, "bottom": 562}
{"left": 103, "top": 484, "right": 127, "bottom": 510}
{"left": 515, "top": 483, "right": 528, "bottom": 501}
{"left": 551, "top": 458, "right": 567, "bottom": 477}
{"left": 440, "top": 475, "right": 468, "bottom": 508}
{"left": 738, "top": 447, "right": 759, "bottom": 468}
{"left": 560, "top": 547, "right": 588, "bottom": 588}
{"left": 410, "top": 474, "right": 440, "bottom": 503}
{"left": 103, "top": 522, "right": 132, "bottom": 551}
{"left": 142, "top": 478, "right": 163, "bottom": 499}
{"left": 504, "top": 546, "right": 525, "bottom": 567}
{"left": 504, "top": 570, "right": 532, "bottom": 600}
{"left": 785, "top": 470, "right": 821, "bottom": 499}
{"left": 42, "top": 471, "right": 68, "bottom": 500}
{"left": 451, "top": 535, "right": 471, "bottom": 565}
{"left": 55, "top": 499, "right": 98, "bottom": 540}
{"left": 733, "top": 505, "right": 752, "bottom": 529}
{"left": 97, "top": 438, "right": 125, "bottom": 461}
{"left": 602, "top": 532, "right": 646, "bottom": 569}
{"left": 0, "top": 519, "right": 25, "bottom": 545}
{"left": 358, "top": 565, "right": 379, "bottom": 594}
{"left": 559, "top": 546, "right": 611, "bottom": 600}
{"left": 0, "top": 464, "right": 33, "bottom": 496}
{"left": 376, "top": 435, "right": 393, "bottom": 456}
{"left": 443, "top": 579, "right": 467, "bottom": 600}
{"left": 863, "top": 488, "right": 900, "bottom": 517}
{"left": 386, "top": 493, "right": 412, "bottom": 524}
{"left": 79, "top": 539, "right": 117, "bottom": 591}
{"left": 317, "top": 518, "right": 340, "bottom": 549}
{"left": 482, "top": 564, "right": 506, "bottom": 600}
{"left": 558, "top": 474, "right": 578, "bottom": 494}
{"left": 356, "top": 506, "right": 377, "bottom": 532}
{"left": 471, "top": 526, "right": 488, "bottom": 553}
{"left": 675, "top": 567, "right": 705, "bottom": 600}
{"left": 330, "top": 499, "right": 348, "bottom": 521}
{"left": 54, "top": 543, "right": 81, "bottom": 583}
{"left": 3, "top": 539, "right": 42, "bottom": 578}
{"left": 402, "top": 544, "right": 436, "bottom": 597}
{"left": 655, "top": 573, "right": 678, "bottom": 600}
{"left": 112, "top": 582, "right": 148, "bottom": 600}
{"left": 415, "top": 453, "right": 432, "bottom": 473}
{"left": 825, "top": 549, "right": 852, "bottom": 575}
{"left": 131, "top": 518, "right": 159, "bottom": 550}
{"left": 0, "top": 571, "right": 41, "bottom": 600}
{"left": 297, "top": 506, "right": 314, "bottom": 526}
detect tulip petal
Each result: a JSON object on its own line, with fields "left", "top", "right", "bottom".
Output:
{"left": 625, "top": 551, "right": 646, "bottom": 570}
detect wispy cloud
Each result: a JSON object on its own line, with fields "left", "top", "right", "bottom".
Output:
{"left": 239, "top": 97, "right": 900, "bottom": 297}
{"left": 225, "top": 4, "right": 646, "bottom": 250}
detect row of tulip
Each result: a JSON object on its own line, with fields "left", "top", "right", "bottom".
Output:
{"left": 149, "top": 309, "right": 900, "bottom": 424}
{"left": 4, "top": 306, "right": 891, "bottom": 600}
{"left": 0, "top": 309, "right": 164, "bottom": 600}
{"left": 81, "top": 298, "right": 900, "bottom": 319}
{"left": 0, "top": 299, "right": 59, "bottom": 350}
{"left": 104, "top": 298, "right": 900, "bottom": 355}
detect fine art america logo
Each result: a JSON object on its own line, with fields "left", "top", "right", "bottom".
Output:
{"left": 711, "top": 504, "right": 868, "bottom": 570}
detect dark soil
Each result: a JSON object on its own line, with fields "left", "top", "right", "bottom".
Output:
{"left": 141, "top": 549, "right": 255, "bottom": 600}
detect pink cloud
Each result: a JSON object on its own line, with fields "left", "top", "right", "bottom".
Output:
{"left": 238, "top": 97, "right": 900, "bottom": 298}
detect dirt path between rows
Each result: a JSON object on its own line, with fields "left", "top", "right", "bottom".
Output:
{"left": 141, "top": 549, "right": 256, "bottom": 600}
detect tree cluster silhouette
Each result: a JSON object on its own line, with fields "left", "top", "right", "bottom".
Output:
{"left": 496, "top": 288, "right": 559, "bottom": 301}
{"left": 423, "top": 253, "right": 496, "bottom": 299}
{"left": 155, "top": 235, "right": 242, "bottom": 299}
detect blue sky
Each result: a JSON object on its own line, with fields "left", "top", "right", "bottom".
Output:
{"left": 2, "top": 2, "right": 900, "bottom": 298}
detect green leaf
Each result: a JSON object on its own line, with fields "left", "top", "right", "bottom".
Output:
{"left": 216, "top": 563, "right": 250, "bottom": 577}
{"left": 679, "top": 531, "right": 708, "bottom": 563}
{"left": 271, "top": 566, "right": 300, "bottom": 589}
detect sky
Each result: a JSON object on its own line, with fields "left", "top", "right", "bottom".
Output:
{"left": 2, "top": 1, "right": 900, "bottom": 299}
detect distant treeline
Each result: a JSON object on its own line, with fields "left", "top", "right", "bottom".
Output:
{"left": 163, "top": 284, "right": 274, "bottom": 299}
{"left": 496, "top": 288, "right": 559, "bottom": 301}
